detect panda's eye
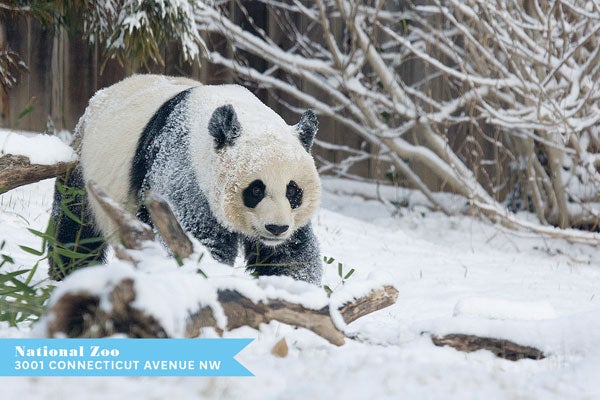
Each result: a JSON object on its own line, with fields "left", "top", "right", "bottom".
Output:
{"left": 286, "top": 181, "right": 303, "bottom": 209}
{"left": 243, "top": 179, "right": 266, "bottom": 208}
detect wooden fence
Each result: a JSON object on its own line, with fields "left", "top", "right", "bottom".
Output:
{"left": 2, "top": 12, "right": 378, "bottom": 178}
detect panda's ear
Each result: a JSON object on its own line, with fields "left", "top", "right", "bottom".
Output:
{"left": 208, "top": 104, "right": 242, "bottom": 149}
{"left": 295, "top": 110, "right": 318, "bottom": 152}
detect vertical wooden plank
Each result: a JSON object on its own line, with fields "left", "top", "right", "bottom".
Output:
{"left": 64, "top": 33, "right": 100, "bottom": 131}
{"left": 0, "top": 20, "right": 8, "bottom": 126}
{"left": 20, "top": 18, "right": 53, "bottom": 132}
{"left": 50, "top": 26, "right": 65, "bottom": 131}
{"left": 5, "top": 15, "right": 32, "bottom": 130}
{"left": 95, "top": 51, "right": 127, "bottom": 98}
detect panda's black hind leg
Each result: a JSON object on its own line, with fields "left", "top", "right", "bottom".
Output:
{"left": 48, "top": 165, "right": 106, "bottom": 280}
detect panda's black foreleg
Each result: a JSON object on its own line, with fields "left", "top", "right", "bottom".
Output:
{"left": 48, "top": 165, "right": 106, "bottom": 280}
{"left": 243, "top": 223, "right": 323, "bottom": 285}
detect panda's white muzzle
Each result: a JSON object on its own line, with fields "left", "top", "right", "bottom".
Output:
{"left": 257, "top": 223, "right": 290, "bottom": 246}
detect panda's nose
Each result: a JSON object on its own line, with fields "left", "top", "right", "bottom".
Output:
{"left": 265, "top": 224, "right": 289, "bottom": 236}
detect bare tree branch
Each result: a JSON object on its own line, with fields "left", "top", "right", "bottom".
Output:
{"left": 194, "top": 0, "right": 600, "bottom": 239}
{"left": 0, "top": 155, "right": 77, "bottom": 194}
{"left": 87, "top": 180, "right": 154, "bottom": 251}
{"left": 145, "top": 191, "right": 194, "bottom": 260}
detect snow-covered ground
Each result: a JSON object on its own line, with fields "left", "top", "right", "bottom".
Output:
{"left": 1, "top": 133, "right": 600, "bottom": 398}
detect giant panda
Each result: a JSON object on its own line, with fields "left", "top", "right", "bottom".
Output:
{"left": 49, "top": 74, "right": 322, "bottom": 285}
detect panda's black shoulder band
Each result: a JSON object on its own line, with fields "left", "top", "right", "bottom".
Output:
{"left": 131, "top": 88, "right": 192, "bottom": 217}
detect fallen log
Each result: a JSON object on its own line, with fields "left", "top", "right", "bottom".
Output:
{"left": 45, "top": 278, "right": 399, "bottom": 345}
{"left": 46, "top": 279, "right": 168, "bottom": 338}
{"left": 44, "top": 181, "right": 400, "bottom": 345}
{"left": 0, "top": 154, "right": 77, "bottom": 194}
{"left": 431, "top": 333, "right": 545, "bottom": 361}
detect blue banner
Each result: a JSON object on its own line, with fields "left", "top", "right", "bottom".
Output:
{"left": 0, "top": 338, "right": 253, "bottom": 376}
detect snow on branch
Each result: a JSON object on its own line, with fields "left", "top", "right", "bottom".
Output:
{"left": 0, "top": 130, "right": 78, "bottom": 193}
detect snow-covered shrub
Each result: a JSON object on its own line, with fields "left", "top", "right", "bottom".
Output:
{"left": 83, "top": 0, "right": 205, "bottom": 67}
{"left": 2, "top": 0, "right": 206, "bottom": 79}
{"left": 0, "top": 50, "right": 28, "bottom": 90}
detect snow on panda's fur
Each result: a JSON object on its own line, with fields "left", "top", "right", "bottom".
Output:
{"left": 49, "top": 74, "right": 322, "bottom": 284}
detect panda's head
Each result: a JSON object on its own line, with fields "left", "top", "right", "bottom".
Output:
{"left": 207, "top": 104, "right": 320, "bottom": 246}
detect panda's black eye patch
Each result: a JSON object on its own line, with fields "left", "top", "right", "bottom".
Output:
{"left": 286, "top": 180, "right": 303, "bottom": 209}
{"left": 243, "top": 179, "right": 266, "bottom": 208}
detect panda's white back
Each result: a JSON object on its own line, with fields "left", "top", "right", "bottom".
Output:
{"left": 79, "top": 74, "right": 198, "bottom": 239}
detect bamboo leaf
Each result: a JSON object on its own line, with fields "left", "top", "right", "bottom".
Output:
{"left": 18, "top": 245, "right": 44, "bottom": 257}
{"left": 343, "top": 269, "right": 355, "bottom": 280}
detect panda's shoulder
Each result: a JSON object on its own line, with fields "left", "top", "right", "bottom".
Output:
{"left": 188, "top": 84, "right": 259, "bottom": 105}
{"left": 88, "top": 75, "right": 198, "bottom": 111}
{"left": 188, "top": 84, "right": 285, "bottom": 127}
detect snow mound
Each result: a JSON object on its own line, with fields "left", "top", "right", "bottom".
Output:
{"left": 453, "top": 297, "right": 557, "bottom": 320}
{"left": 0, "top": 129, "right": 76, "bottom": 165}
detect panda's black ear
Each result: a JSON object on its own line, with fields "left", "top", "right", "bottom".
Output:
{"left": 208, "top": 104, "right": 242, "bottom": 149}
{"left": 296, "top": 110, "right": 318, "bottom": 152}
